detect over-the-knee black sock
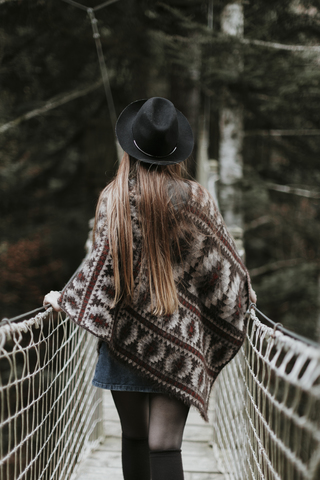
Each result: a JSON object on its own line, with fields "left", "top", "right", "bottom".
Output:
{"left": 121, "top": 434, "right": 150, "bottom": 480}
{"left": 150, "top": 449, "right": 184, "bottom": 480}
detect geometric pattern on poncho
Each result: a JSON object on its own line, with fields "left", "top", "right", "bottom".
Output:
{"left": 58, "top": 181, "right": 250, "bottom": 421}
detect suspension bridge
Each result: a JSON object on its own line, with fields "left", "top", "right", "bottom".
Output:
{"left": 1, "top": 1, "right": 320, "bottom": 478}
{"left": 0, "top": 295, "right": 319, "bottom": 480}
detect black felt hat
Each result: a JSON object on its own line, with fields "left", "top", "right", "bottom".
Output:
{"left": 115, "top": 97, "right": 194, "bottom": 165}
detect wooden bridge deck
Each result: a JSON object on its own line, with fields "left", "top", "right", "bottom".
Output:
{"left": 72, "top": 390, "right": 227, "bottom": 480}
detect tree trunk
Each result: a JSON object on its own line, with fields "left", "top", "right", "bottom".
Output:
{"left": 219, "top": 2, "right": 244, "bottom": 231}
{"left": 196, "top": 0, "right": 219, "bottom": 204}
{"left": 197, "top": 114, "right": 219, "bottom": 207}
{"left": 317, "top": 272, "right": 320, "bottom": 342}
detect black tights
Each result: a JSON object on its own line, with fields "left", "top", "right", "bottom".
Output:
{"left": 111, "top": 391, "right": 189, "bottom": 480}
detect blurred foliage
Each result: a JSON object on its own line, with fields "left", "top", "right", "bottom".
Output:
{"left": 0, "top": 0, "right": 320, "bottom": 342}
{"left": 255, "top": 263, "right": 319, "bottom": 340}
{"left": 0, "top": 231, "right": 62, "bottom": 318}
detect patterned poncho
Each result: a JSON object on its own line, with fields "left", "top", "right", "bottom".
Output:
{"left": 58, "top": 181, "right": 251, "bottom": 421}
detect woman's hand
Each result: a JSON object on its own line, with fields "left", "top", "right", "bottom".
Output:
{"left": 249, "top": 286, "right": 257, "bottom": 305}
{"left": 43, "top": 291, "right": 62, "bottom": 312}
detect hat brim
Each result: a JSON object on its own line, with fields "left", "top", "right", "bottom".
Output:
{"left": 115, "top": 99, "right": 194, "bottom": 165}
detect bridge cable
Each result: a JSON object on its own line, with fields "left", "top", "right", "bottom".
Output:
{"left": 250, "top": 304, "right": 320, "bottom": 348}
{"left": 61, "top": 0, "right": 122, "bottom": 160}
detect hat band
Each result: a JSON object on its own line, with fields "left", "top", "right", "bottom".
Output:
{"left": 133, "top": 140, "right": 177, "bottom": 159}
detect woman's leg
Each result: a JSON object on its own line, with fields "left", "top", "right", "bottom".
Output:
{"left": 112, "top": 391, "right": 189, "bottom": 480}
{"left": 111, "top": 391, "right": 150, "bottom": 480}
{"left": 148, "top": 393, "right": 189, "bottom": 480}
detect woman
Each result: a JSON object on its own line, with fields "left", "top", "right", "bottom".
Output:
{"left": 44, "top": 97, "right": 256, "bottom": 480}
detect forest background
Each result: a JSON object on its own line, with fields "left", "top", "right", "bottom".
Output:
{"left": 1, "top": 0, "right": 320, "bottom": 342}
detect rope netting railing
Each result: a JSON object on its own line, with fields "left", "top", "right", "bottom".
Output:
{"left": 1, "top": 302, "right": 320, "bottom": 480}
{"left": 213, "top": 308, "right": 320, "bottom": 480}
{"left": 0, "top": 309, "right": 103, "bottom": 480}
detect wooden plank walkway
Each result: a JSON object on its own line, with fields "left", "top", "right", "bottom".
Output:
{"left": 73, "top": 390, "right": 227, "bottom": 480}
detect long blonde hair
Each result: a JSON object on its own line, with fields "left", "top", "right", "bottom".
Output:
{"left": 94, "top": 153, "right": 193, "bottom": 315}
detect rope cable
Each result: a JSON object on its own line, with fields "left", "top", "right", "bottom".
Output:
{"left": 61, "top": 0, "right": 119, "bottom": 12}
{"left": 0, "top": 307, "right": 45, "bottom": 326}
{"left": 87, "top": 8, "right": 117, "bottom": 130}
{"left": 252, "top": 305, "right": 320, "bottom": 348}
{"left": 61, "top": 0, "right": 88, "bottom": 11}
{"left": 92, "top": 0, "right": 120, "bottom": 12}
{"left": 61, "top": 0, "right": 121, "bottom": 160}
{"left": 0, "top": 1, "right": 122, "bottom": 160}
{"left": 0, "top": 79, "right": 104, "bottom": 134}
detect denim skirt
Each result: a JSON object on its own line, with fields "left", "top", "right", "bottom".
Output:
{"left": 92, "top": 342, "right": 161, "bottom": 392}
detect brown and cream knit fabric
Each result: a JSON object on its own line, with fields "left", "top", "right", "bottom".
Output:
{"left": 58, "top": 181, "right": 251, "bottom": 421}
